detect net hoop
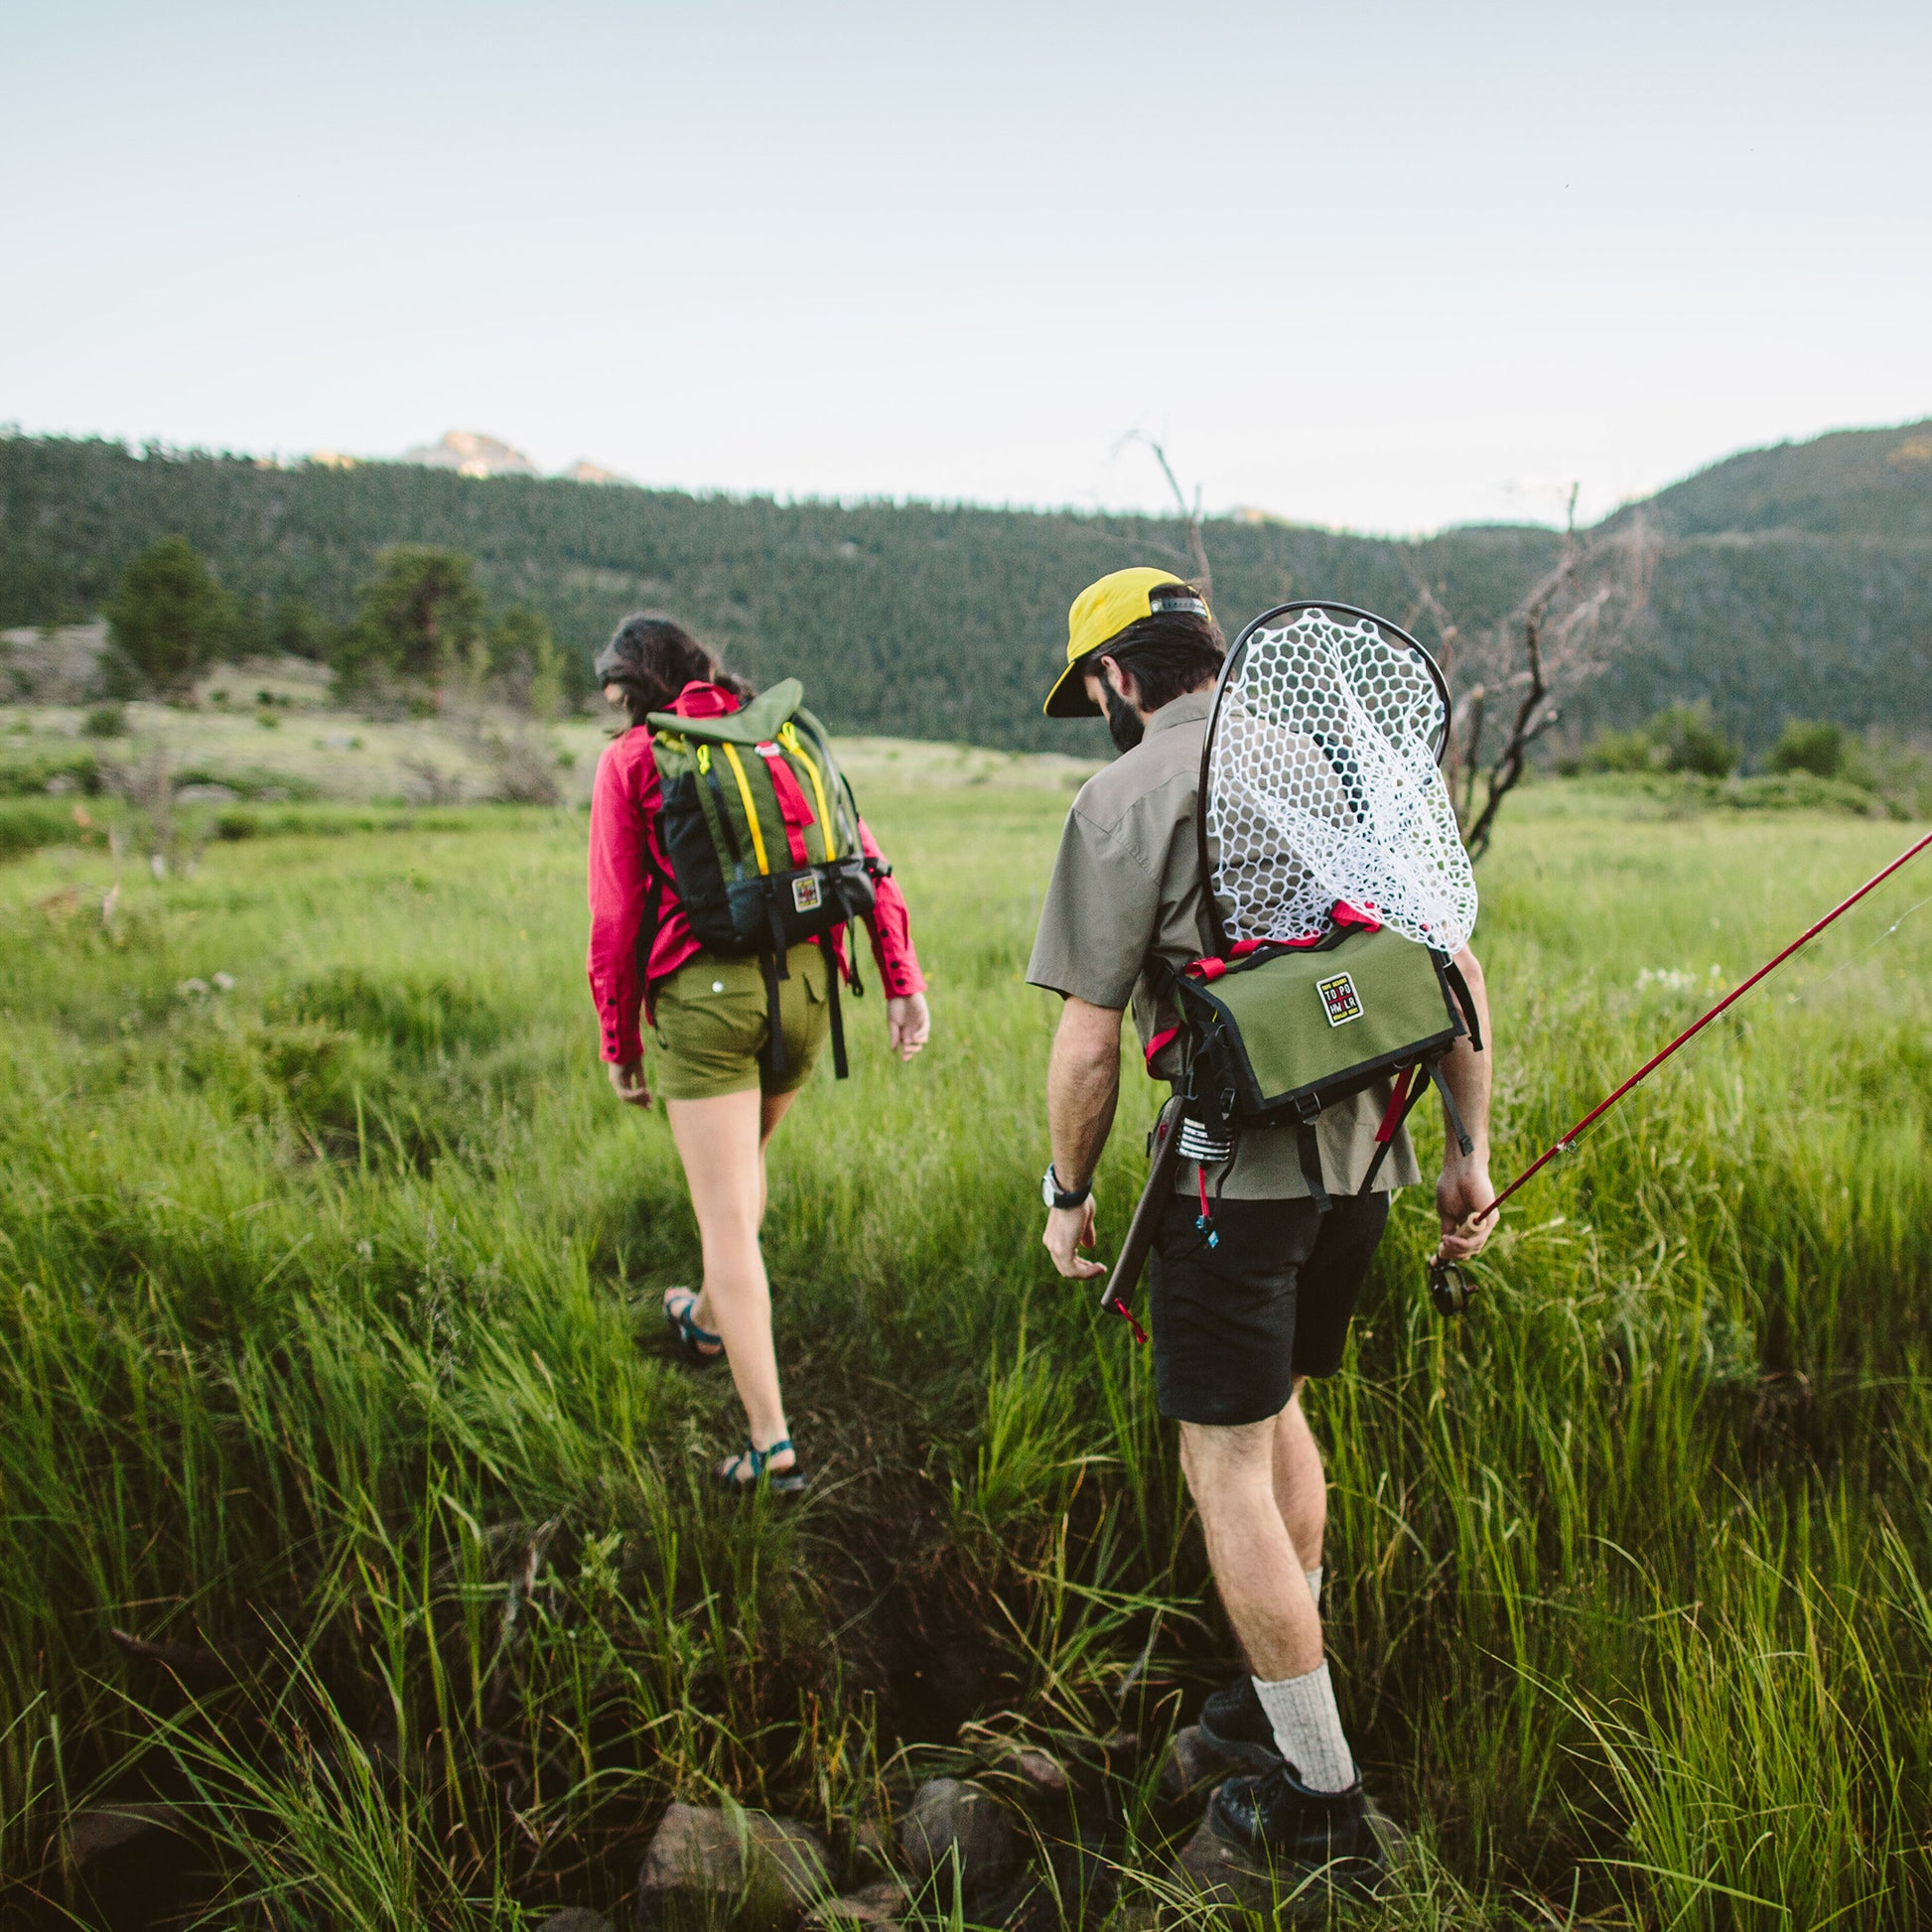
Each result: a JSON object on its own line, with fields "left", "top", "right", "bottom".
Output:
{"left": 1196, "top": 601, "right": 1474, "bottom": 957}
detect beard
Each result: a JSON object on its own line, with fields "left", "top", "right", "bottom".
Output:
{"left": 1103, "top": 686, "right": 1145, "bottom": 754}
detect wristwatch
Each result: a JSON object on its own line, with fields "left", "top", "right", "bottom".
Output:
{"left": 1042, "top": 1163, "right": 1092, "bottom": 1210}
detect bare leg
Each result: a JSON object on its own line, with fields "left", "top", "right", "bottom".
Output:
{"left": 1273, "top": 1380, "right": 1325, "bottom": 1573}
{"left": 757, "top": 1089, "right": 797, "bottom": 1228}
{"left": 662, "top": 1090, "right": 798, "bottom": 1345}
{"left": 1180, "top": 1407, "right": 1323, "bottom": 1681}
{"left": 663, "top": 1087, "right": 796, "bottom": 1474}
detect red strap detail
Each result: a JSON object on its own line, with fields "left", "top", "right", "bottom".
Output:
{"left": 756, "top": 743, "right": 815, "bottom": 866}
{"left": 1109, "top": 1296, "right": 1150, "bottom": 1345}
{"left": 1144, "top": 1025, "right": 1179, "bottom": 1068}
{"left": 1375, "top": 1064, "right": 1417, "bottom": 1144}
{"left": 1197, "top": 1166, "right": 1211, "bottom": 1221}
{"left": 1190, "top": 904, "right": 1383, "bottom": 979}
{"left": 668, "top": 680, "right": 743, "bottom": 719}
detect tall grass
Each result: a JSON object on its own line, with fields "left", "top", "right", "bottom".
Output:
{"left": 1, "top": 785, "right": 1928, "bottom": 1926}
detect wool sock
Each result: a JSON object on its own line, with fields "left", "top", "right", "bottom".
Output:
{"left": 1305, "top": 1566, "right": 1323, "bottom": 1610}
{"left": 1251, "top": 1661, "right": 1356, "bottom": 1792}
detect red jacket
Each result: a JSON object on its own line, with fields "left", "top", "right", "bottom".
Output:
{"left": 587, "top": 680, "right": 926, "bottom": 1063}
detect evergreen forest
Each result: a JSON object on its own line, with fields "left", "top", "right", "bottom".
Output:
{"left": 4, "top": 424, "right": 1929, "bottom": 754}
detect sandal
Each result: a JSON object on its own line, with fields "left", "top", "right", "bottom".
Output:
{"left": 663, "top": 1288, "right": 725, "bottom": 1367}
{"left": 716, "top": 1438, "right": 810, "bottom": 1498}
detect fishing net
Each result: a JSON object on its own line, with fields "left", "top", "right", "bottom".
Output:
{"left": 1204, "top": 605, "right": 1478, "bottom": 954}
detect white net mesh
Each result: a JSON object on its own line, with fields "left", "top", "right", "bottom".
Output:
{"left": 1205, "top": 606, "right": 1478, "bottom": 954}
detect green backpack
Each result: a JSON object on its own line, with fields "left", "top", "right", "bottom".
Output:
{"left": 646, "top": 678, "right": 880, "bottom": 1078}
{"left": 1172, "top": 911, "right": 1482, "bottom": 1207}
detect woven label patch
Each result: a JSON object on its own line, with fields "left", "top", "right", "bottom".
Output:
{"left": 1316, "top": 971, "right": 1363, "bottom": 1027}
{"left": 791, "top": 874, "right": 823, "bottom": 914}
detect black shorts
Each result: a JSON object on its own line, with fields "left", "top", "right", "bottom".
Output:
{"left": 1147, "top": 1190, "right": 1390, "bottom": 1426}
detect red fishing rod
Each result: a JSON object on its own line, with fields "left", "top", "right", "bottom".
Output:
{"left": 1429, "top": 825, "right": 1932, "bottom": 1315}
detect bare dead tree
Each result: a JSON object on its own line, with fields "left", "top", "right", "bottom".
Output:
{"left": 1411, "top": 489, "right": 1655, "bottom": 860}
{"left": 1112, "top": 430, "right": 1214, "bottom": 604}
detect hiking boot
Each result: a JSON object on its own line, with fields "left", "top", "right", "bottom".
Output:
{"left": 1197, "top": 1674, "right": 1281, "bottom": 1770}
{"left": 1208, "top": 1761, "right": 1389, "bottom": 1897}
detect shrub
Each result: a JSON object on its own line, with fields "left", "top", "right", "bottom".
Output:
{"left": 105, "top": 537, "right": 231, "bottom": 700}
{"left": 1581, "top": 726, "right": 1657, "bottom": 774}
{"left": 1767, "top": 719, "right": 1843, "bottom": 778}
{"left": 0, "top": 749, "right": 100, "bottom": 797}
{"left": 82, "top": 706, "right": 127, "bottom": 739}
{"left": 1647, "top": 702, "right": 1738, "bottom": 776}
{"left": 1584, "top": 703, "right": 1740, "bottom": 778}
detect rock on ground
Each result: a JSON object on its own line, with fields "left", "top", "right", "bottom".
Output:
{"left": 67, "top": 1804, "right": 194, "bottom": 1932}
{"left": 69, "top": 1802, "right": 187, "bottom": 1865}
{"left": 638, "top": 1802, "right": 831, "bottom": 1922}
{"left": 1009, "top": 1747, "right": 1068, "bottom": 1795}
{"left": 802, "top": 1877, "right": 909, "bottom": 1928}
{"left": 536, "top": 1911, "right": 613, "bottom": 1932}
{"left": 896, "top": 1777, "right": 1022, "bottom": 1894}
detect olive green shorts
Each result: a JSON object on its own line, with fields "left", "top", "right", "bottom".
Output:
{"left": 650, "top": 945, "right": 831, "bottom": 1101}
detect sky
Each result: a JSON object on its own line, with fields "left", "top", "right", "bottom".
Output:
{"left": 4, "top": 1, "right": 1930, "bottom": 534}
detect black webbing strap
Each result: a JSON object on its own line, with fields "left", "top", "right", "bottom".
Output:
{"left": 1361, "top": 1060, "right": 1436, "bottom": 1191}
{"left": 1444, "top": 957, "right": 1484, "bottom": 1051}
{"left": 825, "top": 946, "right": 850, "bottom": 1079}
{"left": 1428, "top": 1058, "right": 1475, "bottom": 1157}
{"left": 759, "top": 949, "right": 787, "bottom": 1079}
{"left": 1295, "top": 1104, "right": 1333, "bottom": 1214}
{"left": 765, "top": 888, "right": 791, "bottom": 981}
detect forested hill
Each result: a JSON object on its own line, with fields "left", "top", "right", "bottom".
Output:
{"left": 4, "top": 427, "right": 1930, "bottom": 753}
{"left": 1633, "top": 418, "right": 1932, "bottom": 540}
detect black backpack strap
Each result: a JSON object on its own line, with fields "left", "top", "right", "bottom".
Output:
{"left": 1443, "top": 956, "right": 1484, "bottom": 1050}
{"left": 1360, "top": 1060, "right": 1436, "bottom": 1190}
{"left": 759, "top": 950, "right": 787, "bottom": 1080}
{"left": 824, "top": 947, "right": 850, "bottom": 1079}
{"left": 1294, "top": 1098, "right": 1332, "bottom": 1213}
{"left": 1427, "top": 1057, "right": 1475, "bottom": 1157}
{"left": 764, "top": 884, "right": 790, "bottom": 981}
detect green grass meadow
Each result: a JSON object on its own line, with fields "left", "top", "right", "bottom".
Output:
{"left": 3, "top": 779, "right": 1930, "bottom": 1928}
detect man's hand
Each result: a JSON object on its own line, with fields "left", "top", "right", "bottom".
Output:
{"left": 887, "top": 992, "right": 930, "bottom": 1061}
{"left": 607, "top": 1057, "right": 650, "bottom": 1107}
{"left": 1436, "top": 1153, "right": 1495, "bottom": 1263}
{"left": 1043, "top": 1197, "right": 1106, "bottom": 1280}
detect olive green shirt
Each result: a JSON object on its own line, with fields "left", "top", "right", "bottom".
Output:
{"left": 1026, "top": 691, "right": 1421, "bottom": 1200}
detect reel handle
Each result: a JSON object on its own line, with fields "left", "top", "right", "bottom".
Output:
{"left": 1428, "top": 1256, "right": 1475, "bottom": 1318}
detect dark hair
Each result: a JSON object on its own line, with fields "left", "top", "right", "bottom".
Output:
{"left": 1096, "top": 600, "right": 1225, "bottom": 713}
{"left": 597, "top": 613, "right": 756, "bottom": 728}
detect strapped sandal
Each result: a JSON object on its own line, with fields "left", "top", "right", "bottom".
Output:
{"left": 716, "top": 1438, "right": 810, "bottom": 1498}
{"left": 662, "top": 1288, "right": 725, "bottom": 1367}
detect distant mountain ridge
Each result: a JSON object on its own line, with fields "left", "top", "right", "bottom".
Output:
{"left": 1630, "top": 418, "right": 1932, "bottom": 541}
{"left": 2, "top": 421, "right": 1929, "bottom": 753}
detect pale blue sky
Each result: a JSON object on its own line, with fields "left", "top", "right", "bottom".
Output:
{"left": 5, "top": 2, "right": 1928, "bottom": 532}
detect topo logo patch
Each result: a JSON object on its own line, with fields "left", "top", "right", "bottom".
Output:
{"left": 1315, "top": 971, "right": 1363, "bottom": 1027}
{"left": 791, "top": 873, "right": 824, "bottom": 914}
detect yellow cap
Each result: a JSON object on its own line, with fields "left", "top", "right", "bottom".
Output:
{"left": 1043, "top": 567, "right": 1212, "bottom": 717}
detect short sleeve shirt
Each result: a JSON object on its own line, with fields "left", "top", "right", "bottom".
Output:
{"left": 1026, "top": 692, "right": 1420, "bottom": 1200}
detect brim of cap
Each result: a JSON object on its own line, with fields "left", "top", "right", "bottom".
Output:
{"left": 1043, "top": 655, "right": 1102, "bottom": 718}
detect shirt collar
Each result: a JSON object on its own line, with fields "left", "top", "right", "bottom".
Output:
{"left": 1142, "top": 690, "right": 1214, "bottom": 739}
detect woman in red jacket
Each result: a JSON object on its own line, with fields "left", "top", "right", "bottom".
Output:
{"left": 587, "top": 615, "right": 930, "bottom": 1496}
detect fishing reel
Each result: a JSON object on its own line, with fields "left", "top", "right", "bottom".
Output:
{"left": 1427, "top": 1256, "right": 1475, "bottom": 1318}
